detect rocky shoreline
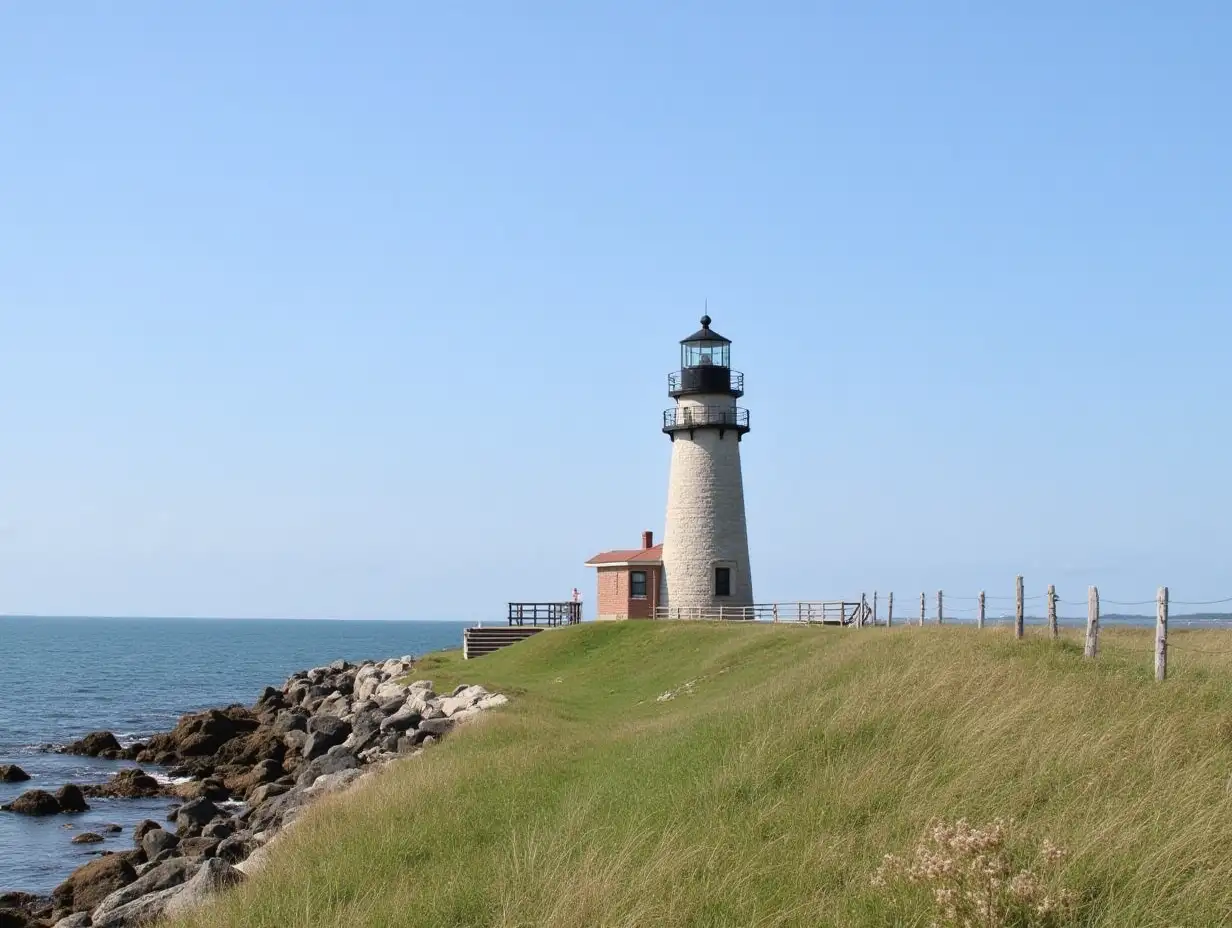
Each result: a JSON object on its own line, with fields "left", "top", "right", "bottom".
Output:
{"left": 0, "top": 656, "right": 506, "bottom": 927}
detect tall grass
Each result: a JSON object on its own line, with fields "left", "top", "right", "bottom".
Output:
{"left": 165, "top": 623, "right": 1232, "bottom": 927}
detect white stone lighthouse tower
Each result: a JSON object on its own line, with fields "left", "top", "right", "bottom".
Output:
{"left": 661, "top": 315, "right": 753, "bottom": 617}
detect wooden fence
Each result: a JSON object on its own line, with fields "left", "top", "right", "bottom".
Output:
{"left": 841, "top": 581, "right": 1232, "bottom": 684}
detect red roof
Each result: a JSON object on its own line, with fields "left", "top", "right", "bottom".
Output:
{"left": 585, "top": 544, "right": 663, "bottom": 566}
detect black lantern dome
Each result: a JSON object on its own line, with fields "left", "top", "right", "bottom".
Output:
{"left": 663, "top": 314, "right": 750, "bottom": 439}
{"left": 668, "top": 315, "right": 744, "bottom": 398}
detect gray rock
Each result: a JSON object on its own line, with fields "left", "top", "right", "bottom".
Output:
{"left": 422, "top": 705, "right": 446, "bottom": 721}
{"left": 417, "top": 716, "right": 455, "bottom": 738}
{"left": 378, "top": 704, "right": 421, "bottom": 733}
{"left": 450, "top": 683, "right": 470, "bottom": 697}
{"left": 92, "top": 857, "right": 199, "bottom": 922}
{"left": 377, "top": 695, "right": 406, "bottom": 715}
{"left": 53, "top": 914, "right": 92, "bottom": 928}
{"left": 201, "top": 820, "right": 234, "bottom": 841}
{"left": 132, "top": 820, "right": 162, "bottom": 846}
{"left": 303, "top": 769, "right": 363, "bottom": 797}
{"left": 174, "top": 798, "right": 220, "bottom": 834}
{"left": 92, "top": 884, "right": 184, "bottom": 928}
{"left": 0, "top": 764, "right": 31, "bottom": 783}
{"left": 215, "top": 833, "right": 252, "bottom": 864}
{"left": 396, "top": 735, "right": 417, "bottom": 754}
{"left": 1, "top": 788, "right": 62, "bottom": 815}
{"left": 70, "top": 832, "right": 104, "bottom": 844}
{"left": 271, "top": 709, "right": 308, "bottom": 735}
{"left": 179, "top": 836, "right": 220, "bottom": 860}
{"left": 315, "top": 691, "right": 350, "bottom": 718}
{"left": 101, "top": 823, "right": 123, "bottom": 834}
{"left": 379, "top": 733, "right": 400, "bottom": 752}
{"left": 302, "top": 716, "right": 350, "bottom": 760}
{"left": 343, "top": 711, "right": 384, "bottom": 752}
{"left": 440, "top": 685, "right": 489, "bottom": 717}
{"left": 296, "top": 748, "right": 358, "bottom": 788}
{"left": 283, "top": 729, "right": 308, "bottom": 755}
{"left": 141, "top": 828, "right": 180, "bottom": 860}
{"left": 246, "top": 782, "right": 290, "bottom": 808}
{"left": 162, "top": 857, "right": 245, "bottom": 919}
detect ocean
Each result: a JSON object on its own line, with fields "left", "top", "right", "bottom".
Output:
{"left": 0, "top": 616, "right": 469, "bottom": 895}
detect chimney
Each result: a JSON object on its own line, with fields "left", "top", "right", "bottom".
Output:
{"left": 642, "top": 530, "right": 654, "bottom": 549}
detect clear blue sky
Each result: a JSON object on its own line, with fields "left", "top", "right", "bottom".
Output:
{"left": 2, "top": 4, "right": 1229, "bottom": 619}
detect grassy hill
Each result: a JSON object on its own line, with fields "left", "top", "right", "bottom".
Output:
{"left": 166, "top": 622, "right": 1232, "bottom": 927}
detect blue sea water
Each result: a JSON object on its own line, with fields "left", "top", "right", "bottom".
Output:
{"left": 0, "top": 616, "right": 468, "bottom": 895}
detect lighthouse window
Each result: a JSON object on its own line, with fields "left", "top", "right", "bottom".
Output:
{"left": 714, "top": 567, "right": 732, "bottom": 597}
{"left": 630, "top": 571, "right": 648, "bottom": 598}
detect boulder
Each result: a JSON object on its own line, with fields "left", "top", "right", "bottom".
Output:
{"left": 52, "top": 915, "right": 92, "bottom": 928}
{"left": 172, "top": 778, "right": 229, "bottom": 803}
{"left": 303, "top": 769, "right": 364, "bottom": 798}
{"left": 63, "top": 731, "right": 122, "bottom": 757}
{"left": 214, "top": 728, "right": 286, "bottom": 767}
{"left": 55, "top": 784, "right": 90, "bottom": 813}
{"left": 440, "top": 685, "right": 489, "bottom": 717}
{"left": 91, "top": 885, "right": 183, "bottom": 928}
{"left": 141, "top": 707, "right": 258, "bottom": 761}
{"left": 83, "top": 769, "right": 163, "bottom": 799}
{"left": 223, "top": 758, "right": 284, "bottom": 797}
{"left": 478, "top": 693, "right": 510, "bottom": 710}
{"left": 102, "top": 823, "right": 123, "bottom": 834}
{"left": 201, "top": 820, "right": 235, "bottom": 841}
{"left": 271, "top": 709, "right": 308, "bottom": 735}
{"left": 1, "top": 789, "right": 61, "bottom": 815}
{"left": 378, "top": 704, "right": 422, "bottom": 733}
{"left": 302, "top": 716, "right": 350, "bottom": 760}
{"left": 245, "top": 782, "right": 290, "bottom": 808}
{"left": 315, "top": 691, "right": 350, "bottom": 717}
{"left": 141, "top": 829, "right": 180, "bottom": 860}
{"left": 215, "top": 833, "right": 252, "bottom": 864}
{"left": 283, "top": 730, "right": 308, "bottom": 756}
{"left": 179, "top": 836, "right": 220, "bottom": 860}
{"left": 52, "top": 853, "right": 139, "bottom": 914}
{"left": 162, "top": 857, "right": 244, "bottom": 919}
{"left": 372, "top": 681, "right": 406, "bottom": 703}
{"left": 132, "top": 820, "right": 162, "bottom": 845}
{"left": 174, "top": 798, "right": 221, "bottom": 835}
{"left": 70, "top": 833, "right": 104, "bottom": 844}
{"left": 91, "top": 857, "right": 199, "bottom": 923}
{"left": 343, "top": 711, "right": 384, "bottom": 752}
{"left": 417, "top": 717, "right": 455, "bottom": 738}
{"left": 0, "top": 765, "right": 30, "bottom": 783}
{"left": 296, "top": 748, "right": 359, "bottom": 788}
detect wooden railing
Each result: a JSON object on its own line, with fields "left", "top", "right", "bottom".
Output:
{"left": 507, "top": 602, "right": 582, "bottom": 627}
{"left": 652, "top": 601, "right": 869, "bottom": 625}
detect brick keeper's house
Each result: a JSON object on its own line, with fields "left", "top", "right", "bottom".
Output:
{"left": 584, "top": 531, "right": 666, "bottom": 621}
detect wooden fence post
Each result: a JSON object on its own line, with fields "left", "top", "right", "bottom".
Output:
{"left": 1156, "top": 586, "right": 1168, "bottom": 682}
{"left": 1015, "top": 575, "right": 1025, "bottom": 639}
{"left": 977, "top": 591, "right": 985, "bottom": 629}
{"left": 936, "top": 590, "right": 943, "bottom": 624}
{"left": 1085, "top": 586, "right": 1100, "bottom": 658}
{"left": 919, "top": 593, "right": 925, "bottom": 627}
{"left": 887, "top": 592, "right": 893, "bottom": 628}
{"left": 859, "top": 593, "right": 867, "bottom": 629}
{"left": 1047, "top": 584, "right": 1058, "bottom": 639}
{"left": 873, "top": 591, "right": 878, "bottom": 627}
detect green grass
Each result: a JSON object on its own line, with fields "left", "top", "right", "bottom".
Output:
{"left": 166, "top": 623, "right": 1232, "bottom": 927}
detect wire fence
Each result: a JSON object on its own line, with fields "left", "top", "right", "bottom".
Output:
{"left": 847, "top": 580, "right": 1232, "bottom": 682}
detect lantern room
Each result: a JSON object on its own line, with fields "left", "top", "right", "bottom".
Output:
{"left": 668, "top": 315, "right": 744, "bottom": 398}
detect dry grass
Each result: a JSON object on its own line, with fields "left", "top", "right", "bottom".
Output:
{"left": 164, "top": 622, "right": 1232, "bottom": 927}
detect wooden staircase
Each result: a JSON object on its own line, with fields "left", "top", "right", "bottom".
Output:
{"left": 463, "top": 626, "right": 544, "bottom": 659}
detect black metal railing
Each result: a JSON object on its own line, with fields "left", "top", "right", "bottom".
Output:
{"left": 662, "top": 406, "right": 750, "bottom": 432}
{"left": 668, "top": 368, "right": 744, "bottom": 397}
{"left": 507, "top": 602, "right": 582, "bottom": 627}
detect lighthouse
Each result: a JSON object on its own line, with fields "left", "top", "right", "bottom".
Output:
{"left": 661, "top": 315, "right": 753, "bottom": 618}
